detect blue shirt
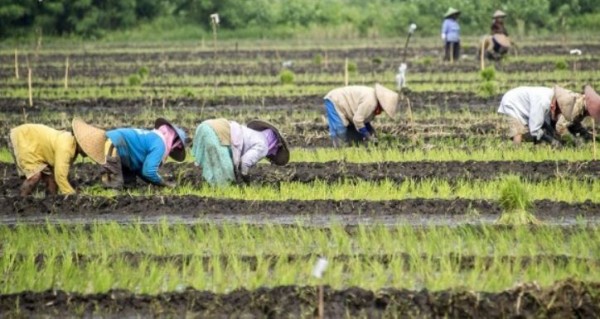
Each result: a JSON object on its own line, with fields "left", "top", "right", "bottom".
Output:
{"left": 106, "top": 128, "right": 166, "bottom": 185}
{"left": 441, "top": 18, "right": 460, "bottom": 42}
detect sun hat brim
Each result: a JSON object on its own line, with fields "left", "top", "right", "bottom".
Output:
{"left": 246, "top": 120, "right": 290, "bottom": 166}
{"left": 374, "top": 83, "right": 399, "bottom": 119}
{"left": 72, "top": 118, "right": 107, "bottom": 165}
{"left": 155, "top": 118, "right": 187, "bottom": 162}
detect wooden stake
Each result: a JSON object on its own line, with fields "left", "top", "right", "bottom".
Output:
{"left": 593, "top": 118, "right": 597, "bottom": 161}
{"left": 406, "top": 97, "right": 417, "bottom": 141}
{"left": 480, "top": 39, "right": 486, "bottom": 71}
{"left": 14, "top": 49, "right": 19, "bottom": 79}
{"left": 344, "top": 58, "right": 349, "bottom": 86}
{"left": 212, "top": 23, "right": 218, "bottom": 59}
{"left": 318, "top": 284, "right": 324, "bottom": 319}
{"left": 64, "top": 56, "right": 69, "bottom": 89}
{"left": 27, "top": 68, "right": 33, "bottom": 107}
{"left": 324, "top": 50, "right": 329, "bottom": 68}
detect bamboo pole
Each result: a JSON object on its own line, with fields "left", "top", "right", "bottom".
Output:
{"left": 480, "top": 39, "right": 485, "bottom": 71}
{"left": 14, "top": 49, "right": 19, "bottom": 79}
{"left": 344, "top": 58, "right": 349, "bottom": 86}
{"left": 318, "top": 284, "right": 324, "bottom": 319}
{"left": 64, "top": 56, "right": 69, "bottom": 89}
{"left": 593, "top": 119, "right": 597, "bottom": 161}
{"left": 27, "top": 68, "right": 33, "bottom": 107}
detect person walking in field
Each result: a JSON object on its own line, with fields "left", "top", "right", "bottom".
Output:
{"left": 481, "top": 10, "right": 511, "bottom": 60}
{"left": 323, "top": 84, "right": 399, "bottom": 147}
{"left": 8, "top": 124, "right": 82, "bottom": 196}
{"left": 441, "top": 7, "right": 461, "bottom": 62}
{"left": 498, "top": 85, "right": 600, "bottom": 145}
{"left": 72, "top": 117, "right": 187, "bottom": 188}
{"left": 191, "top": 119, "right": 289, "bottom": 186}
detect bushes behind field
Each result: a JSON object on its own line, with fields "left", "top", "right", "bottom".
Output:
{"left": 2, "top": 0, "right": 600, "bottom": 39}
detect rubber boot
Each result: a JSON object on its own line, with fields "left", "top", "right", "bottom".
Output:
{"left": 102, "top": 155, "right": 124, "bottom": 189}
{"left": 20, "top": 173, "right": 42, "bottom": 197}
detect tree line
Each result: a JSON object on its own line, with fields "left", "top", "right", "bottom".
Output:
{"left": 0, "top": 0, "right": 596, "bottom": 39}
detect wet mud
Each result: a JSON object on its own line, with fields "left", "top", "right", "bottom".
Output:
{"left": 1, "top": 161, "right": 597, "bottom": 197}
{"left": 0, "top": 280, "right": 597, "bottom": 318}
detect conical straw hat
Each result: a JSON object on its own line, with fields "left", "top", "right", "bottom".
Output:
{"left": 584, "top": 85, "right": 600, "bottom": 122}
{"left": 553, "top": 86, "right": 585, "bottom": 122}
{"left": 444, "top": 7, "right": 460, "bottom": 18}
{"left": 493, "top": 34, "right": 511, "bottom": 47}
{"left": 493, "top": 10, "right": 507, "bottom": 18}
{"left": 72, "top": 117, "right": 107, "bottom": 165}
{"left": 246, "top": 120, "right": 289, "bottom": 166}
{"left": 375, "top": 83, "right": 399, "bottom": 119}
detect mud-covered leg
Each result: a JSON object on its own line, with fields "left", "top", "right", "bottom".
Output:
{"left": 102, "top": 155, "right": 124, "bottom": 189}
{"left": 20, "top": 173, "right": 42, "bottom": 197}
{"left": 42, "top": 173, "right": 58, "bottom": 195}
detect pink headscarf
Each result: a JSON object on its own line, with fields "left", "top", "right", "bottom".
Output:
{"left": 154, "top": 125, "right": 181, "bottom": 163}
{"left": 261, "top": 129, "right": 279, "bottom": 156}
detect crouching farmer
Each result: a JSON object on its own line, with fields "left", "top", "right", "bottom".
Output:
{"left": 72, "top": 117, "right": 186, "bottom": 188}
{"left": 553, "top": 85, "right": 600, "bottom": 142}
{"left": 323, "top": 84, "right": 399, "bottom": 147}
{"left": 192, "top": 119, "right": 289, "bottom": 186}
{"left": 9, "top": 124, "right": 80, "bottom": 196}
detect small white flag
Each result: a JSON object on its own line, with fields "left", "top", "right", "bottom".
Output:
{"left": 312, "top": 258, "right": 328, "bottom": 279}
{"left": 570, "top": 49, "right": 582, "bottom": 55}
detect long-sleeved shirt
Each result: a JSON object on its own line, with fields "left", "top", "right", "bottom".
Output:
{"left": 9, "top": 124, "right": 77, "bottom": 194}
{"left": 498, "top": 87, "right": 554, "bottom": 139}
{"left": 106, "top": 128, "right": 167, "bottom": 185}
{"left": 324, "top": 86, "right": 379, "bottom": 131}
{"left": 441, "top": 18, "right": 460, "bottom": 42}
{"left": 229, "top": 121, "right": 268, "bottom": 175}
{"left": 491, "top": 20, "right": 508, "bottom": 35}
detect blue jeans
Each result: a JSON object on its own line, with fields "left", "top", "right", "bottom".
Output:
{"left": 324, "top": 99, "right": 347, "bottom": 140}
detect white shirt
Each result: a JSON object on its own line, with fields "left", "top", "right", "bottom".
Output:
{"left": 229, "top": 121, "right": 268, "bottom": 175}
{"left": 498, "top": 86, "right": 554, "bottom": 139}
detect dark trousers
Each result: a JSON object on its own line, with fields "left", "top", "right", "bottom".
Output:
{"left": 444, "top": 41, "right": 460, "bottom": 61}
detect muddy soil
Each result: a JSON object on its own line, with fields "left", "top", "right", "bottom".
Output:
{"left": 0, "top": 194, "right": 598, "bottom": 225}
{"left": 0, "top": 280, "right": 597, "bottom": 318}
{"left": 1, "top": 161, "right": 595, "bottom": 196}
{"left": 19, "top": 252, "right": 600, "bottom": 273}
{"left": 0, "top": 91, "right": 497, "bottom": 114}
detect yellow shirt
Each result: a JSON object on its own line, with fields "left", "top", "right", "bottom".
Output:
{"left": 9, "top": 124, "right": 77, "bottom": 194}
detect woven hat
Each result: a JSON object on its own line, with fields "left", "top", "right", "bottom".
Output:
{"left": 246, "top": 120, "right": 289, "bottom": 166}
{"left": 444, "top": 7, "right": 460, "bottom": 18}
{"left": 155, "top": 118, "right": 187, "bottom": 162}
{"left": 493, "top": 10, "right": 506, "bottom": 18}
{"left": 554, "top": 86, "right": 585, "bottom": 122}
{"left": 374, "top": 83, "right": 399, "bottom": 118}
{"left": 493, "top": 34, "right": 511, "bottom": 48}
{"left": 584, "top": 85, "right": 600, "bottom": 122}
{"left": 72, "top": 118, "right": 107, "bottom": 165}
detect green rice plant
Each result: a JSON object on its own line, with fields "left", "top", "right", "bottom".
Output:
{"left": 555, "top": 58, "right": 568, "bottom": 71}
{"left": 480, "top": 66, "right": 496, "bottom": 82}
{"left": 347, "top": 61, "right": 357, "bottom": 73}
{"left": 279, "top": 69, "right": 295, "bottom": 85}
{"left": 496, "top": 175, "right": 540, "bottom": 225}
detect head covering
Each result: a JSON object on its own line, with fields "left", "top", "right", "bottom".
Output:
{"left": 246, "top": 120, "right": 289, "bottom": 165}
{"left": 584, "top": 85, "right": 600, "bottom": 122}
{"left": 154, "top": 118, "right": 186, "bottom": 162}
{"left": 444, "top": 7, "right": 460, "bottom": 18}
{"left": 553, "top": 86, "right": 585, "bottom": 122}
{"left": 493, "top": 10, "right": 506, "bottom": 18}
{"left": 72, "top": 117, "right": 107, "bottom": 165}
{"left": 154, "top": 125, "right": 179, "bottom": 163}
{"left": 374, "top": 83, "right": 399, "bottom": 119}
{"left": 261, "top": 129, "right": 280, "bottom": 157}
{"left": 492, "top": 34, "right": 511, "bottom": 48}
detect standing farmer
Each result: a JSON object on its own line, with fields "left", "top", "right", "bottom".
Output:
{"left": 73, "top": 118, "right": 187, "bottom": 188}
{"left": 191, "top": 119, "right": 289, "bottom": 186}
{"left": 8, "top": 124, "right": 80, "bottom": 196}
{"left": 483, "top": 10, "right": 511, "bottom": 60}
{"left": 324, "top": 84, "right": 399, "bottom": 147}
{"left": 441, "top": 7, "right": 461, "bottom": 62}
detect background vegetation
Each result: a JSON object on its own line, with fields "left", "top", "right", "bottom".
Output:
{"left": 1, "top": 0, "right": 598, "bottom": 40}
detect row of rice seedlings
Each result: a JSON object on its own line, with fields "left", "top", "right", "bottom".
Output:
{"left": 2, "top": 223, "right": 599, "bottom": 294}
{"left": 85, "top": 178, "right": 600, "bottom": 203}
{"left": 3, "top": 222, "right": 597, "bottom": 258}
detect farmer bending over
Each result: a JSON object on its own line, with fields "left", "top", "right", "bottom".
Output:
{"left": 498, "top": 86, "right": 600, "bottom": 146}
{"left": 9, "top": 124, "right": 81, "bottom": 196}
{"left": 481, "top": 10, "right": 511, "bottom": 60}
{"left": 324, "top": 84, "right": 399, "bottom": 147}
{"left": 73, "top": 117, "right": 186, "bottom": 188}
{"left": 192, "top": 119, "right": 289, "bottom": 186}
